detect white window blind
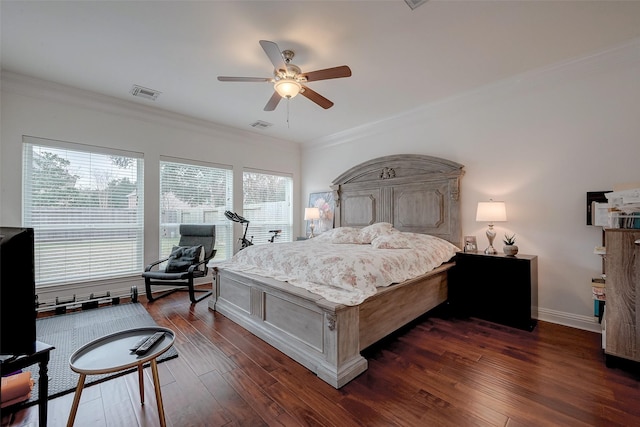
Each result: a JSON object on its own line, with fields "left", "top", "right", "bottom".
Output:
{"left": 243, "top": 171, "right": 292, "bottom": 245}
{"left": 160, "top": 159, "right": 233, "bottom": 260}
{"left": 23, "top": 137, "right": 144, "bottom": 287}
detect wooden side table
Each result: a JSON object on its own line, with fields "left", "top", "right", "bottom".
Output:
{"left": 0, "top": 341, "right": 54, "bottom": 427}
{"left": 450, "top": 251, "right": 538, "bottom": 331}
{"left": 66, "top": 327, "right": 175, "bottom": 427}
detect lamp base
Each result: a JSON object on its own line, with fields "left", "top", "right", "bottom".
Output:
{"left": 309, "top": 223, "right": 315, "bottom": 239}
{"left": 484, "top": 224, "right": 497, "bottom": 255}
{"left": 484, "top": 245, "right": 498, "bottom": 255}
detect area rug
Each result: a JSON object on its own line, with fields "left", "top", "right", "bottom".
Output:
{"left": 21, "top": 303, "right": 178, "bottom": 406}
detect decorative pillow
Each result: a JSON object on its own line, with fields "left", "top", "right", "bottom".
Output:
{"left": 313, "top": 227, "right": 364, "bottom": 244}
{"left": 165, "top": 245, "right": 204, "bottom": 273}
{"left": 359, "top": 222, "right": 394, "bottom": 244}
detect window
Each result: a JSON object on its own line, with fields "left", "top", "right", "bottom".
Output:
{"left": 23, "top": 137, "right": 144, "bottom": 287}
{"left": 160, "top": 159, "right": 233, "bottom": 260}
{"left": 243, "top": 170, "right": 292, "bottom": 244}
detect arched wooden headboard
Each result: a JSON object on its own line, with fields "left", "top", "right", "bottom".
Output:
{"left": 331, "top": 154, "right": 465, "bottom": 247}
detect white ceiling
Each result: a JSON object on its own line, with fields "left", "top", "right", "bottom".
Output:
{"left": 2, "top": 1, "right": 640, "bottom": 146}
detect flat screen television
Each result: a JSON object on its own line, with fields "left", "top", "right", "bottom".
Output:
{"left": 0, "top": 227, "right": 37, "bottom": 356}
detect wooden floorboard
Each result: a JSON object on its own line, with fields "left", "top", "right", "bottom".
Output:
{"left": 3, "top": 288, "right": 640, "bottom": 427}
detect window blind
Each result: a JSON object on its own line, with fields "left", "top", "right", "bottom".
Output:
{"left": 242, "top": 171, "right": 292, "bottom": 245}
{"left": 160, "top": 159, "right": 233, "bottom": 260}
{"left": 23, "top": 137, "right": 144, "bottom": 287}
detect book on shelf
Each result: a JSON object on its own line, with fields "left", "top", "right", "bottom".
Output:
{"left": 594, "top": 300, "right": 605, "bottom": 318}
{"left": 592, "top": 286, "right": 606, "bottom": 301}
{"left": 592, "top": 276, "right": 605, "bottom": 301}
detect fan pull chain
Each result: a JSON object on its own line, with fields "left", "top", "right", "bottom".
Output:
{"left": 286, "top": 98, "right": 291, "bottom": 128}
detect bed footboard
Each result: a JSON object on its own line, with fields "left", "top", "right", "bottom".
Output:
{"left": 209, "top": 268, "right": 368, "bottom": 388}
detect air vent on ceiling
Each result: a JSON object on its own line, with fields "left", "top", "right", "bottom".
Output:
{"left": 250, "top": 120, "right": 273, "bottom": 129}
{"left": 404, "top": 0, "right": 428, "bottom": 10}
{"left": 130, "top": 84, "right": 161, "bottom": 101}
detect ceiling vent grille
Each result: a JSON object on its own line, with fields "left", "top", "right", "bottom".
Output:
{"left": 250, "top": 120, "right": 273, "bottom": 129}
{"left": 404, "top": 0, "right": 428, "bottom": 10}
{"left": 130, "top": 84, "right": 161, "bottom": 101}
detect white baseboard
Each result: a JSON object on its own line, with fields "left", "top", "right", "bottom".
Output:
{"left": 536, "top": 306, "right": 603, "bottom": 333}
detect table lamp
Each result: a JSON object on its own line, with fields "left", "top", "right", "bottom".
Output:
{"left": 476, "top": 200, "right": 507, "bottom": 254}
{"left": 304, "top": 207, "right": 320, "bottom": 238}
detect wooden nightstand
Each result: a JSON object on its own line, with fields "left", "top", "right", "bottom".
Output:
{"left": 450, "top": 251, "right": 538, "bottom": 331}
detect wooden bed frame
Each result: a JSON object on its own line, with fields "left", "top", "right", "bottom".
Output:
{"left": 209, "top": 154, "right": 464, "bottom": 388}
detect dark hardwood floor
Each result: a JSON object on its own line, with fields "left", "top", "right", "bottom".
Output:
{"left": 4, "top": 287, "right": 640, "bottom": 426}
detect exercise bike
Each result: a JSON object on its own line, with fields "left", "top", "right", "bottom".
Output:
{"left": 267, "top": 229, "right": 282, "bottom": 243}
{"left": 225, "top": 210, "right": 253, "bottom": 249}
{"left": 225, "top": 211, "right": 282, "bottom": 249}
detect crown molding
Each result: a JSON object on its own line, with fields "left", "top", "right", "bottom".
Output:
{"left": 306, "top": 37, "right": 640, "bottom": 152}
{"left": 0, "top": 71, "right": 300, "bottom": 153}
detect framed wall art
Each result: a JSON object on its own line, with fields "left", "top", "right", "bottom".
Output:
{"left": 307, "top": 191, "right": 335, "bottom": 235}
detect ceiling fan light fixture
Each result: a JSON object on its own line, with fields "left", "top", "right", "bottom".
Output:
{"left": 218, "top": 40, "right": 351, "bottom": 110}
{"left": 274, "top": 79, "right": 301, "bottom": 99}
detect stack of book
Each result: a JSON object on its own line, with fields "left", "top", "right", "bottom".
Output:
{"left": 592, "top": 276, "right": 606, "bottom": 322}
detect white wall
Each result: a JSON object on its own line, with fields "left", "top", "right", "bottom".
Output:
{"left": 301, "top": 39, "right": 640, "bottom": 332}
{"left": 0, "top": 72, "right": 301, "bottom": 303}
{"left": 3, "top": 38, "right": 638, "bottom": 330}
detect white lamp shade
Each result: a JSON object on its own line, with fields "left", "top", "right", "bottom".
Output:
{"left": 304, "top": 207, "right": 320, "bottom": 220}
{"left": 476, "top": 201, "right": 507, "bottom": 222}
{"left": 274, "top": 79, "right": 302, "bottom": 98}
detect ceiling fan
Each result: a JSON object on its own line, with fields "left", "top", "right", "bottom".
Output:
{"left": 217, "top": 40, "right": 352, "bottom": 111}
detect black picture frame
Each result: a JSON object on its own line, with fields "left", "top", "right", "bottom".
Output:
{"left": 463, "top": 235, "right": 477, "bottom": 252}
{"left": 586, "top": 191, "right": 611, "bottom": 225}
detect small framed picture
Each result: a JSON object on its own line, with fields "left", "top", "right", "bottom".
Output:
{"left": 464, "top": 235, "right": 477, "bottom": 252}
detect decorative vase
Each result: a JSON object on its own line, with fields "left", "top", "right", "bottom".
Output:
{"left": 503, "top": 245, "right": 519, "bottom": 256}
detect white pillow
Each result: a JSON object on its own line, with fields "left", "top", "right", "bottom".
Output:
{"left": 359, "top": 222, "right": 394, "bottom": 244}
{"left": 313, "top": 227, "right": 364, "bottom": 244}
{"left": 370, "top": 233, "right": 412, "bottom": 249}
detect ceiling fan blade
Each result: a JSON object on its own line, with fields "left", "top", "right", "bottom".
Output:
{"left": 300, "top": 65, "right": 352, "bottom": 82}
{"left": 300, "top": 85, "right": 334, "bottom": 109}
{"left": 217, "top": 76, "right": 273, "bottom": 82}
{"left": 264, "top": 91, "right": 282, "bottom": 111}
{"left": 259, "top": 40, "right": 287, "bottom": 72}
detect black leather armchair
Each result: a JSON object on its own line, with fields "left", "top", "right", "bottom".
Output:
{"left": 142, "top": 224, "right": 216, "bottom": 303}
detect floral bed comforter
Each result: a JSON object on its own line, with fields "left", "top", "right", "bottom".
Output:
{"left": 215, "top": 224, "right": 459, "bottom": 305}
